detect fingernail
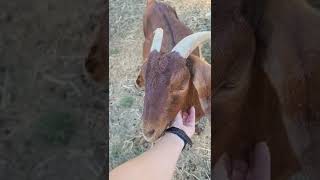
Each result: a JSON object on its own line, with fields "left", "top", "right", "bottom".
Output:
{"left": 255, "top": 142, "right": 270, "bottom": 154}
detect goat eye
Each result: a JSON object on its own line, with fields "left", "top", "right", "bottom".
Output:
{"left": 221, "top": 81, "right": 236, "bottom": 89}
{"left": 170, "top": 87, "right": 185, "bottom": 93}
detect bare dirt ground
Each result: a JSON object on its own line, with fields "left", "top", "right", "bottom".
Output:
{"left": 109, "top": 0, "right": 211, "bottom": 179}
{"left": 0, "top": 0, "right": 106, "bottom": 179}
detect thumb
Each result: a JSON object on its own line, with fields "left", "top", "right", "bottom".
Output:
{"left": 213, "top": 153, "right": 230, "bottom": 180}
{"left": 247, "top": 142, "right": 271, "bottom": 180}
{"left": 176, "top": 110, "right": 182, "bottom": 118}
{"left": 174, "top": 110, "right": 183, "bottom": 123}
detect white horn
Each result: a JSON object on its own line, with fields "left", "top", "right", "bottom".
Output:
{"left": 171, "top": 31, "right": 211, "bottom": 59}
{"left": 150, "top": 28, "right": 163, "bottom": 52}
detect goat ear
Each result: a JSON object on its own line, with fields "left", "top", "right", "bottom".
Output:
{"left": 190, "top": 55, "right": 211, "bottom": 114}
{"left": 85, "top": 41, "right": 107, "bottom": 82}
{"left": 85, "top": 9, "right": 107, "bottom": 83}
{"left": 135, "top": 62, "right": 147, "bottom": 89}
{"left": 262, "top": 43, "right": 311, "bottom": 159}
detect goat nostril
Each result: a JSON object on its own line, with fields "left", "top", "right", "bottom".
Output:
{"left": 146, "top": 129, "right": 155, "bottom": 137}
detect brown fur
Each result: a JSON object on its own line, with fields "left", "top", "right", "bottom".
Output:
{"left": 137, "top": 1, "right": 211, "bottom": 141}
{"left": 85, "top": 1, "right": 107, "bottom": 83}
{"left": 214, "top": 0, "right": 320, "bottom": 179}
{"left": 84, "top": 0, "right": 210, "bottom": 141}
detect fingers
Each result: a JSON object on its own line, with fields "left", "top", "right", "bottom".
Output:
{"left": 175, "top": 110, "right": 183, "bottom": 122}
{"left": 213, "top": 153, "right": 230, "bottom": 180}
{"left": 214, "top": 142, "right": 270, "bottom": 180}
{"left": 213, "top": 154, "right": 250, "bottom": 180}
{"left": 231, "top": 160, "right": 248, "bottom": 180}
{"left": 182, "top": 112, "right": 188, "bottom": 120}
{"left": 249, "top": 142, "right": 271, "bottom": 180}
{"left": 172, "top": 111, "right": 183, "bottom": 127}
{"left": 188, "top": 106, "right": 196, "bottom": 118}
{"left": 185, "top": 106, "right": 195, "bottom": 126}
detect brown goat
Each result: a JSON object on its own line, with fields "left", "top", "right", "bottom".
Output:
{"left": 214, "top": 0, "right": 320, "bottom": 179}
{"left": 136, "top": 0, "right": 211, "bottom": 141}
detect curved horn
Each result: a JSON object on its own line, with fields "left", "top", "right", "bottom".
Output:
{"left": 171, "top": 31, "right": 211, "bottom": 58}
{"left": 150, "top": 28, "right": 163, "bottom": 52}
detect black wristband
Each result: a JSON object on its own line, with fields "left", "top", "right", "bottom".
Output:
{"left": 165, "top": 127, "right": 192, "bottom": 150}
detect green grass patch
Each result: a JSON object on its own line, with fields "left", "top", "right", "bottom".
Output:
{"left": 110, "top": 48, "right": 120, "bottom": 55}
{"left": 119, "top": 96, "right": 134, "bottom": 108}
{"left": 33, "top": 111, "right": 75, "bottom": 145}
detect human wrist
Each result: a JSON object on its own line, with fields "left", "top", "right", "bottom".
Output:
{"left": 165, "top": 127, "right": 193, "bottom": 150}
{"left": 172, "top": 126, "right": 193, "bottom": 138}
{"left": 163, "top": 132, "right": 185, "bottom": 149}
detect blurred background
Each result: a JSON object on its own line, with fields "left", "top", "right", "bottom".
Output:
{"left": 0, "top": 0, "right": 107, "bottom": 179}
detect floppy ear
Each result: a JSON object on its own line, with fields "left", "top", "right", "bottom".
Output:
{"left": 135, "top": 62, "right": 147, "bottom": 89}
{"left": 262, "top": 35, "right": 311, "bottom": 158}
{"left": 85, "top": 8, "right": 107, "bottom": 83}
{"left": 189, "top": 55, "right": 211, "bottom": 114}
{"left": 85, "top": 39, "right": 107, "bottom": 82}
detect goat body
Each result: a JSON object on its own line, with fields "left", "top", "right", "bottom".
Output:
{"left": 214, "top": 0, "right": 320, "bottom": 179}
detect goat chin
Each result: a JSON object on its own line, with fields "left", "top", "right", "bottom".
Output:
{"left": 134, "top": 81, "right": 144, "bottom": 91}
{"left": 142, "top": 133, "right": 155, "bottom": 142}
{"left": 142, "top": 116, "right": 205, "bottom": 143}
{"left": 142, "top": 131, "right": 162, "bottom": 142}
{"left": 142, "top": 122, "right": 172, "bottom": 142}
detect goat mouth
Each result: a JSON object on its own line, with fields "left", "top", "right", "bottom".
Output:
{"left": 142, "top": 134, "right": 151, "bottom": 142}
{"left": 142, "top": 132, "right": 159, "bottom": 142}
{"left": 143, "top": 124, "right": 175, "bottom": 142}
{"left": 142, "top": 124, "right": 170, "bottom": 142}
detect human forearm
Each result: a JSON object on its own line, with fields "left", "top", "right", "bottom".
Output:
{"left": 110, "top": 107, "right": 196, "bottom": 180}
{"left": 145, "top": 133, "right": 184, "bottom": 179}
{"left": 109, "top": 133, "right": 184, "bottom": 180}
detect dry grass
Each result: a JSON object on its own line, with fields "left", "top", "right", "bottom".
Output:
{"left": 109, "top": 0, "right": 211, "bottom": 179}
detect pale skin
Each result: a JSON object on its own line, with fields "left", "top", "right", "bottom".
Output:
{"left": 109, "top": 106, "right": 196, "bottom": 180}
{"left": 213, "top": 142, "right": 271, "bottom": 180}
{"left": 110, "top": 106, "right": 271, "bottom": 180}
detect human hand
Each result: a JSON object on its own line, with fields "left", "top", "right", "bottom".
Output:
{"left": 171, "top": 106, "right": 196, "bottom": 138}
{"left": 213, "top": 142, "right": 271, "bottom": 180}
